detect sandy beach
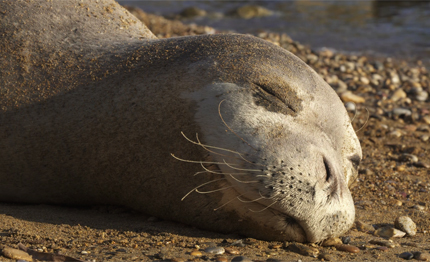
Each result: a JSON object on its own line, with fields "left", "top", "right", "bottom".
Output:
{"left": 1, "top": 6, "right": 430, "bottom": 262}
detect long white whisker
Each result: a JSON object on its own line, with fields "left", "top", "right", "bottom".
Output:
{"left": 195, "top": 133, "right": 265, "bottom": 167}
{"left": 171, "top": 154, "right": 241, "bottom": 167}
{"left": 355, "top": 107, "right": 369, "bottom": 133}
{"left": 249, "top": 200, "right": 278, "bottom": 213}
{"left": 237, "top": 196, "right": 264, "bottom": 203}
{"left": 214, "top": 193, "right": 245, "bottom": 211}
{"left": 259, "top": 190, "right": 279, "bottom": 200}
{"left": 198, "top": 162, "right": 249, "bottom": 176}
{"left": 196, "top": 186, "right": 233, "bottom": 194}
{"left": 181, "top": 178, "right": 226, "bottom": 201}
{"left": 228, "top": 174, "right": 258, "bottom": 184}
{"left": 223, "top": 159, "right": 261, "bottom": 172}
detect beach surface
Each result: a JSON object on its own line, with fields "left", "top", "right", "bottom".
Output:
{"left": 1, "top": 7, "right": 430, "bottom": 262}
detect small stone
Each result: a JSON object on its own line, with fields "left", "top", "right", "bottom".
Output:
{"left": 318, "top": 253, "right": 334, "bottom": 261}
{"left": 230, "top": 5, "right": 273, "bottom": 19}
{"left": 190, "top": 250, "right": 202, "bottom": 257}
{"left": 393, "top": 108, "right": 412, "bottom": 117}
{"left": 215, "top": 257, "right": 229, "bottom": 262}
{"left": 394, "top": 216, "right": 417, "bottom": 236}
{"left": 360, "top": 76, "right": 370, "bottom": 85}
{"left": 414, "top": 252, "right": 430, "bottom": 261}
{"left": 204, "top": 246, "right": 225, "bottom": 255}
{"left": 231, "top": 256, "right": 252, "bottom": 262}
{"left": 391, "top": 89, "right": 407, "bottom": 102}
{"left": 341, "top": 236, "right": 351, "bottom": 244}
{"left": 376, "top": 246, "right": 389, "bottom": 251}
{"left": 179, "top": 7, "right": 206, "bottom": 18}
{"left": 356, "top": 220, "right": 375, "bottom": 233}
{"left": 269, "top": 244, "right": 282, "bottom": 249}
{"left": 374, "top": 226, "right": 406, "bottom": 238}
{"left": 422, "top": 116, "right": 430, "bottom": 125}
{"left": 394, "top": 200, "right": 403, "bottom": 206}
{"left": 287, "top": 243, "right": 319, "bottom": 257}
{"left": 399, "top": 252, "right": 414, "bottom": 260}
{"left": 399, "top": 153, "right": 419, "bottom": 163}
{"left": 415, "top": 90, "right": 428, "bottom": 101}
{"left": 2, "top": 247, "right": 33, "bottom": 261}
{"left": 413, "top": 205, "right": 425, "bottom": 211}
{"left": 224, "top": 247, "right": 240, "bottom": 255}
{"left": 322, "top": 237, "right": 342, "bottom": 247}
{"left": 81, "top": 251, "right": 88, "bottom": 255}
{"left": 334, "top": 244, "right": 360, "bottom": 253}
{"left": 344, "top": 102, "right": 356, "bottom": 111}
{"left": 340, "top": 91, "right": 365, "bottom": 104}
{"left": 369, "top": 239, "right": 396, "bottom": 248}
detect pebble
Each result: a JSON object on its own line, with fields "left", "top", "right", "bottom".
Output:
{"left": 190, "top": 250, "right": 202, "bottom": 257}
{"left": 341, "top": 236, "right": 351, "bottom": 244}
{"left": 394, "top": 216, "right": 417, "bottom": 236}
{"left": 334, "top": 244, "right": 360, "bottom": 253}
{"left": 318, "top": 253, "right": 334, "bottom": 261}
{"left": 225, "top": 247, "right": 240, "bottom": 255}
{"left": 415, "top": 90, "right": 428, "bottom": 101}
{"left": 215, "top": 257, "right": 229, "bottom": 262}
{"left": 393, "top": 108, "right": 412, "bottom": 117}
{"left": 391, "top": 89, "right": 407, "bottom": 102}
{"left": 204, "top": 246, "right": 225, "bottom": 255}
{"left": 369, "top": 239, "right": 396, "bottom": 248}
{"left": 374, "top": 226, "right": 406, "bottom": 238}
{"left": 340, "top": 91, "right": 365, "bottom": 104}
{"left": 344, "top": 102, "right": 356, "bottom": 111}
{"left": 356, "top": 220, "right": 375, "bottom": 233}
{"left": 399, "top": 252, "right": 414, "bottom": 260}
{"left": 2, "top": 247, "right": 33, "bottom": 261}
{"left": 376, "top": 246, "right": 389, "bottom": 251}
{"left": 231, "top": 256, "right": 252, "bottom": 262}
{"left": 321, "top": 237, "right": 342, "bottom": 247}
{"left": 399, "top": 153, "right": 419, "bottom": 163}
{"left": 422, "top": 116, "right": 430, "bottom": 125}
{"left": 81, "top": 251, "right": 88, "bottom": 255}
{"left": 179, "top": 7, "right": 207, "bottom": 18}
{"left": 287, "top": 243, "right": 319, "bottom": 257}
{"left": 414, "top": 252, "right": 430, "bottom": 261}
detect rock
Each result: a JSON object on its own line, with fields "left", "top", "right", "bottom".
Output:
{"left": 399, "top": 153, "right": 419, "bottom": 163}
{"left": 422, "top": 116, "right": 430, "bottom": 125}
{"left": 399, "top": 252, "right": 414, "bottom": 260}
{"left": 190, "top": 250, "right": 202, "bottom": 257}
{"left": 340, "top": 91, "right": 365, "bottom": 103}
{"left": 369, "top": 239, "right": 396, "bottom": 248}
{"left": 415, "top": 90, "right": 428, "bottom": 101}
{"left": 335, "top": 244, "right": 360, "bottom": 253}
{"left": 179, "top": 7, "right": 207, "bottom": 18}
{"left": 215, "top": 257, "right": 228, "bottom": 262}
{"left": 224, "top": 247, "right": 240, "bottom": 255}
{"left": 356, "top": 220, "right": 375, "bottom": 233}
{"left": 204, "top": 246, "right": 225, "bottom": 255}
{"left": 231, "top": 256, "right": 252, "bottom": 262}
{"left": 392, "top": 108, "right": 412, "bottom": 117}
{"left": 391, "top": 89, "right": 407, "bottom": 102}
{"left": 229, "top": 5, "right": 273, "bottom": 19}
{"left": 322, "top": 237, "right": 342, "bottom": 247}
{"left": 395, "top": 216, "right": 417, "bottom": 236}
{"left": 374, "top": 226, "right": 406, "bottom": 238}
{"left": 318, "top": 253, "right": 334, "bottom": 261}
{"left": 414, "top": 252, "right": 430, "bottom": 261}
{"left": 344, "top": 102, "right": 356, "bottom": 111}
{"left": 2, "top": 247, "right": 33, "bottom": 261}
{"left": 287, "top": 243, "right": 319, "bottom": 257}
{"left": 341, "top": 236, "right": 351, "bottom": 244}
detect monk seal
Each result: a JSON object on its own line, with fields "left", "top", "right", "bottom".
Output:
{"left": 0, "top": 0, "right": 361, "bottom": 243}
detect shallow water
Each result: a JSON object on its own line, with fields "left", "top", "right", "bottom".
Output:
{"left": 119, "top": 0, "right": 430, "bottom": 64}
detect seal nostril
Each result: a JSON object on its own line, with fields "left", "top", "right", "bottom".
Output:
{"left": 323, "top": 157, "right": 331, "bottom": 182}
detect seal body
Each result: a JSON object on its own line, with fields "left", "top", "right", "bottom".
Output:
{"left": 0, "top": 0, "right": 361, "bottom": 242}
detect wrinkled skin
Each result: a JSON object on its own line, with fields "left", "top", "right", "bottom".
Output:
{"left": 0, "top": 0, "right": 361, "bottom": 242}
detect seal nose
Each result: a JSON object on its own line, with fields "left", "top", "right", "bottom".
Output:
{"left": 322, "top": 157, "right": 340, "bottom": 199}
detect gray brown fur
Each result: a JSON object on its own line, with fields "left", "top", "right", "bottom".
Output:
{"left": 0, "top": 0, "right": 361, "bottom": 242}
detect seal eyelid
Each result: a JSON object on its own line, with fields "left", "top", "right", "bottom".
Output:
{"left": 348, "top": 154, "right": 361, "bottom": 170}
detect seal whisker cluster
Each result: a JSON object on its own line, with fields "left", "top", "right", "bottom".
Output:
{"left": 1, "top": 0, "right": 362, "bottom": 243}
